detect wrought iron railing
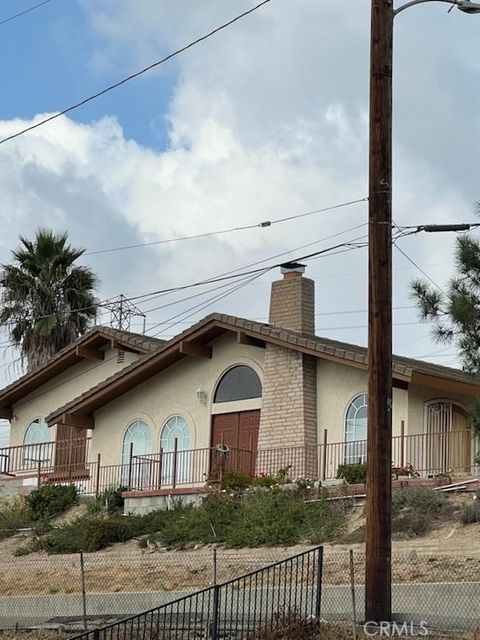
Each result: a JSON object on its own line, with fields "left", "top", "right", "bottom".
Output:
{"left": 0, "top": 438, "right": 91, "bottom": 478}
{"left": 2, "top": 428, "right": 477, "bottom": 495}
{"left": 69, "top": 546, "right": 324, "bottom": 640}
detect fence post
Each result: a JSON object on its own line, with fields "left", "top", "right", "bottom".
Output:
{"left": 349, "top": 549, "right": 357, "bottom": 640}
{"left": 95, "top": 453, "right": 101, "bottom": 498}
{"left": 400, "top": 420, "right": 405, "bottom": 471}
{"left": 211, "top": 584, "right": 220, "bottom": 640}
{"left": 158, "top": 448, "right": 163, "bottom": 489}
{"left": 315, "top": 546, "right": 323, "bottom": 619}
{"left": 212, "top": 548, "right": 218, "bottom": 585}
{"left": 127, "top": 442, "right": 134, "bottom": 491}
{"left": 37, "top": 457, "right": 42, "bottom": 489}
{"left": 79, "top": 550, "right": 88, "bottom": 631}
{"left": 172, "top": 438, "right": 178, "bottom": 489}
{"left": 322, "top": 429, "right": 328, "bottom": 482}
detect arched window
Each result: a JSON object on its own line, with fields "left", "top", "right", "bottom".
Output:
{"left": 23, "top": 418, "right": 52, "bottom": 469}
{"left": 344, "top": 394, "right": 368, "bottom": 464}
{"left": 160, "top": 415, "right": 191, "bottom": 452}
{"left": 160, "top": 416, "right": 191, "bottom": 484}
{"left": 121, "top": 420, "right": 152, "bottom": 487}
{"left": 24, "top": 418, "right": 51, "bottom": 445}
{"left": 214, "top": 365, "right": 262, "bottom": 403}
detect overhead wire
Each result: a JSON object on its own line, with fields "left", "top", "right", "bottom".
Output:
{"left": 84, "top": 198, "right": 368, "bottom": 256}
{"left": 394, "top": 243, "right": 449, "bottom": 297}
{"left": 0, "top": 0, "right": 271, "bottom": 145}
{"left": 150, "top": 271, "right": 268, "bottom": 338}
{"left": 0, "top": 225, "right": 368, "bottom": 332}
{"left": 0, "top": 0, "right": 53, "bottom": 26}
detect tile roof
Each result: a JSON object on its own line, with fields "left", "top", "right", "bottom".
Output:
{"left": 0, "top": 326, "right": 165, "bottom": 407}
{"left": 46, "top": 313, "right": 479, "bottom": 425}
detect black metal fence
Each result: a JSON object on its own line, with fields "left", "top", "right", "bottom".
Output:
{"left": 69, "top": 547, "right": 323, "bottom": 640}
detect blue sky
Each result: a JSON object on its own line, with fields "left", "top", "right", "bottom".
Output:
{"left": 0, "top": 0, "right": 479, "bottom": 446}
{"left": 1, "top": 0, "right": 175, "bottom": 148}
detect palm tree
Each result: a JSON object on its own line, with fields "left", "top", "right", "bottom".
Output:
{"left": 0, "top": 230, "right": 99, "bottom": 371}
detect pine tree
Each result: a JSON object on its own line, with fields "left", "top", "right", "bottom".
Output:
{"left": 411, "top": 228, "right": 480, "bottom": 430}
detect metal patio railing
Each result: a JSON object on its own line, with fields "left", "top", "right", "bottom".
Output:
{"left": 1, "top": 428, "right": 478, "bottom": 496}
{"left": 68, "top": 546, "right": 324, "bottom": 640}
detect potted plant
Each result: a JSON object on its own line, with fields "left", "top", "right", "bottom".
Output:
{"left": 392, "top": 463, "right": 419, "bottom": 480}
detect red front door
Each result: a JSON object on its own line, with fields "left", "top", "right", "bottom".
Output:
{"left": 54, "top": 425, "right": 87, "bottom": 477}
{"left": 211, "top": 410, "right": 260, "bottom": 475}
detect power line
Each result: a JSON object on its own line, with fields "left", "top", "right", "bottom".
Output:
{"left": 394, "top": 242, "right": 449, "bottom": 297}
{"left": 0, "top": 0, "right": 53, "bottom": 26}
{"left": 84, "top": 198, "right": 368, "bottom": 256}
{"left": 0, "top": 0, "right": 271, "bottom": 145}
{"left": 150, "top": 271, "right": 266, "bottom": 337}
{"left": 0, "top": 224, "right": 369, "bottom": 332}
{"left": 315, "top": 320, "right": 423, "bottom": 332}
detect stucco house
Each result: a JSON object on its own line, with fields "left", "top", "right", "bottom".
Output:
{"left": 0, "top": 263, "right": 478, "bottom": 509}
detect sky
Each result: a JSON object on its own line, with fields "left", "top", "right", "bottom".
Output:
{"left": 0, "top": 0, "right": 479, "bottom": 446}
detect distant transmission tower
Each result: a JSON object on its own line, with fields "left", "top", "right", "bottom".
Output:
{"left": 102, "top": 295, "right": 146, "bottom": 333}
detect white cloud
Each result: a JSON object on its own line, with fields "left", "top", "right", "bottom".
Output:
{"left": 0, "top": 0, "right": 478, "bottom": 387}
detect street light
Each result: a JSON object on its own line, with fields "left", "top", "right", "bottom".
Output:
{"left": 366, "top": 0, "right": 479, "bottom": 624}
{"left": 395, "top": 0, "right": 480, "bottom": 15}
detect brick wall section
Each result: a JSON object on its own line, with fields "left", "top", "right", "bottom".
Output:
{"left": 258, "top": 270, "right": 318, "bottom": 477}
{"left": 258, "top": 345, "right": 318, "bottom": 478}
{"left": 268, "top": 276, "right": 315, "bottom": 335}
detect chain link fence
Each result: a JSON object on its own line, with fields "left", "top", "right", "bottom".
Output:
{"left": 0, "top": 547, "right": 479, "bottom": 634}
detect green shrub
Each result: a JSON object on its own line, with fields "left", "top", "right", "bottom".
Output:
{"left": 30, "top": 487, "right": 349, "bottom": 554}
{"left": 222, "top": 471, "right": 253, "bottom": 492}
{"left": 86, "top": 486, "right": 125, "bottom": 515}
{"left": 392, "top": 487, "right": 446, "bottom": 516}
{"left": 336, "top": 463, "right": 367, "bottom": 484}
{"left": 391, "top": 488, "right": 449, "bottom": 538}
{"left": 0, "top": 498, "right": 31, "bottom": 539}
{"left": 40, "top": 514, "right": 146, "bottom": 554}
{"left": 460, "top": 499, "right": 480, "bottom": 525}
{"left": 222, "top": 488, "right": 345, "bottom": 548}
{"left": 26, "top": 484, "right": 78, "bottom": 521}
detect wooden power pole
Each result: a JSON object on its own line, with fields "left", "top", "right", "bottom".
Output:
{"left": 366, "top": 0, "right": 394, "bottom": 623}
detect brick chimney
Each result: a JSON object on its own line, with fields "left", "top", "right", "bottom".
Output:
{"left": 268, "top": 262, "right": 315, "bottom": 335}
{"left": 257, "top": 263, "right": 318, "bottom": 476}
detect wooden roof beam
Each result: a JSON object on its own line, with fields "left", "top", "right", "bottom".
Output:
{"left": 179, "top": 341, "right": 212, "bottom": 359}
{"left": 59, "top": 413, "right": 94, "bottom": 429}
{"left": 0, "top": 406, "right": 12, "bottom": 420}
{"left": 75, "top": 346, "right": 104, "bottom": 361}
{"left": 237, "top": 331, "right": 266, "bottom": 348}
{"left": 110, "top": 339, "right": 139, "bottom": 354}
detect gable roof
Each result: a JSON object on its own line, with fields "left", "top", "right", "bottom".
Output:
{"left": 0, "top": 326, "right": 164, "bottom": 417}
{"left": 46, "top": 313, "right": 480, "bottom": 427}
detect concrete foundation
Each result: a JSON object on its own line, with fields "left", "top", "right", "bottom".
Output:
{"left": 124, "top": 492, "right": 204, "bottom": 515}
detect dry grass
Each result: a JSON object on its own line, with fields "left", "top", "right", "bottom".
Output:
{"left": 1, "top": 549, "right": 480, "bottom": 596}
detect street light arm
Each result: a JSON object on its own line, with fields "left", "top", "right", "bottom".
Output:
{"left": 395, "top": 0, "right": 480, "bottom": 15}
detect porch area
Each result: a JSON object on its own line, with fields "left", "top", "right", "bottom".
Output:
{"left": 1, "top": 426, "right": 478, "bottom": 498}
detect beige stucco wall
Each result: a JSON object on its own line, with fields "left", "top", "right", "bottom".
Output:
{"left": 90, "top": 333, "right": 265, "bottom": 466}
{"left": 316, "top": 359, "right": 408, "bottom": 444}
{"left": 407, "top": 382, "right": 470, "bottom": 436}
{"left": 9, "top": 348, "right": 139, "bottom": 447}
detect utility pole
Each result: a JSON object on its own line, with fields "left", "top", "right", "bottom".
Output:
{"left": 366, "top": 0, "right": 394, "bottom": 623}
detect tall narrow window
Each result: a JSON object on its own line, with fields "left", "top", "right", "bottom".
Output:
{"left": 121, "top": 420, "right": 151, "bottom": 486}
{"left": 160, "top": 416, "right": 191, "bottom": 485}
{"left": 344, "top": 394, "right": 368, "bottom": 464}
{"left": 23, "top": 418, "right": 53, "bottom": 469}
{"left": 214, "top": 366, "right": 262, "bottom": 403}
